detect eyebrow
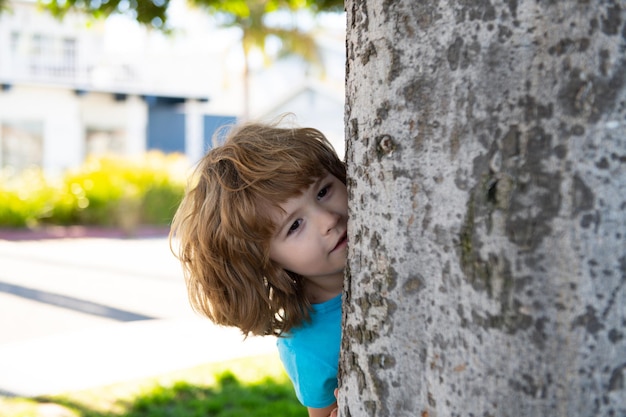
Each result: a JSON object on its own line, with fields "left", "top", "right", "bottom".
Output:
{"left": 275, "top": 175, "right": 327, "bottom": 235}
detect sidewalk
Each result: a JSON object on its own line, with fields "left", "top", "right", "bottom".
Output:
{"left": 0, "top": 318, "right": 276, "bottom": 397}
{"left": 0, "top": 225, "right": 171, "bottom": 241}
{"left": 0, "top": 319, "right": 276, "bottom": 397}
{"left": 0, "top": 230, "right": 277, "bottom": 397}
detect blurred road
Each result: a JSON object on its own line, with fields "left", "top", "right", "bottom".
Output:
{"left": 0, "top": 232, "right": 275, "bottom": 397}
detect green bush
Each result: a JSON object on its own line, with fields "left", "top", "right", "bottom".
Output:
{"left": 0, "top": 152, "right": 189, "bottom": 229}
{"left": 0, "top": 168, "right": 59, "bottom": 227}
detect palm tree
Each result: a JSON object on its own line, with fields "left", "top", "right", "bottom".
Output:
{"left": 190, "top": 0, "right": 338, "bottom": 119}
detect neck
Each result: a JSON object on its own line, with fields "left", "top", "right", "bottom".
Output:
{"left": 304, "top": 273, "right": 343, "bottom": 304}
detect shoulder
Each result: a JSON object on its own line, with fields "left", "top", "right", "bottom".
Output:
{"left": 284, "top": 294, "right": 342, "bottom": 340}
{"left": 276, "top": 294, "right": 342, "bottom": 408}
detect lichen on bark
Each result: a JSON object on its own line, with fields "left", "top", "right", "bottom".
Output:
{"left": 342, "top": 1, "right": 626, "bottom": 417}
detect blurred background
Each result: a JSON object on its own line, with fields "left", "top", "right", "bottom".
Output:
{"left": 0, "top": 0, "right": 345, "bottom": 232}
{"left": 0, "top": 1, "right": 346, "bottom": 415}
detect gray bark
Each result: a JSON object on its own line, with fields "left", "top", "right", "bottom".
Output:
{"left": 341, "top": 1, "right": 626, "bottom": 416}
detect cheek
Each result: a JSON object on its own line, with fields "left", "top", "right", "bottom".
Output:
{"left": 268, "top": 242, "right": 281, "bottom": 263}
{"left": 269, "top": 242, "right": 295, "bottom": 267}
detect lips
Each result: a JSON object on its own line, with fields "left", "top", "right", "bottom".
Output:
{"left": 332, "top": 231, "right": 348, "bottom": 252}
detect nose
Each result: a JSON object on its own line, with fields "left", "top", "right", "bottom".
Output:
{"left": 317, "top": 207, "right": 340, "bottom": 235}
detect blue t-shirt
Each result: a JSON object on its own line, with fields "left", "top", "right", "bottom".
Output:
{"left": 276, "top": 294, "right": 342, "bottom": 408}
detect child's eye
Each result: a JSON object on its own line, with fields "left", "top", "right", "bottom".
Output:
{"left": 287, "top": 219, "right": 302, "bottom": 235}
{"left": 317, "top": 184, "right": 331, "bottom": 200}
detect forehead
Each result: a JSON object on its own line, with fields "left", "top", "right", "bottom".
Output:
{"left": 265, "top": 175, "right": 326, "bottom": 221}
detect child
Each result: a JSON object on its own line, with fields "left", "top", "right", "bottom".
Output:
{"left": 170, "top": 117, "right": 346, "bottom": 417}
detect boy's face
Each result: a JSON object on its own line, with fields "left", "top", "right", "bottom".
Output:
{"left": 269, "top": 172, "right": 348, "bottom": 286}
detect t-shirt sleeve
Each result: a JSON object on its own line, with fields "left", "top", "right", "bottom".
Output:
{"left": 277, "top": 340, "right": 338, "bottom": 409}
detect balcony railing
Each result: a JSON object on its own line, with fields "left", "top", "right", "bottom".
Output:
{"left": 0, "top": 53, "right": 143, "bottom": 91}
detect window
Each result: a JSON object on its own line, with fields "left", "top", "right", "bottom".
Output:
{"left": 10, "top": 32, "right": 20, "bottom": 54}
{"left": 9, "top": 32, "right": 78, "bottom": 79}
{"left": 0, "top": 121, "right": 44, "bottom": 172}
{"left": 62, "top": 38, "right": 76, "bottom": 77}
{"left": 85, "top": 128, "right": 125, "bottom": 157}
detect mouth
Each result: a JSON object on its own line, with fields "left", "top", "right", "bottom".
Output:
{"left": 331, "top": 231, "right": 348, "bottom": 252}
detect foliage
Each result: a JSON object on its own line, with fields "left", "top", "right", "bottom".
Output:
{"left": 0, "top": 152, "right": 188, "bottom": 229}
{"left": 190, "top": 0, "right": 343, "bottom": 17}
{"left": 192, "top": 0, "right": 329, "bottom": 60}
{"left": 35, "top": 0, "right": 343, "bottom": 30}
{"left": 0, "top": 168, "right": 58, "bottom": 228}
{"left": 37, "top": 0, "right": 172, "bottom": 30}
{"left": 0, "top": 354, "right": 306, "bottom": 417}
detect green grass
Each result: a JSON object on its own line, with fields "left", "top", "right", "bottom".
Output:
{"left": 0, "top": 354, "right": 306, "bottom": 417}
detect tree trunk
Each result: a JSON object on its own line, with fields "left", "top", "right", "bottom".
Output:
{"left": 341, "top": 1, "right": 626, "bottom": 417}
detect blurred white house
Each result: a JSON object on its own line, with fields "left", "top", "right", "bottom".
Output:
{"left": 0, "top": 0, "right": 345, "bottom": 175}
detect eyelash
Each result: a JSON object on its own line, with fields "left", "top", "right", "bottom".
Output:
{"left": 287, "top": 219, "right": 302, "bottom": 235}
{"left": 286, "top": 182, "right": 333, "bottom": 236}
{"left": 317, "top": 184, "right": 331, "bottom": 200}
